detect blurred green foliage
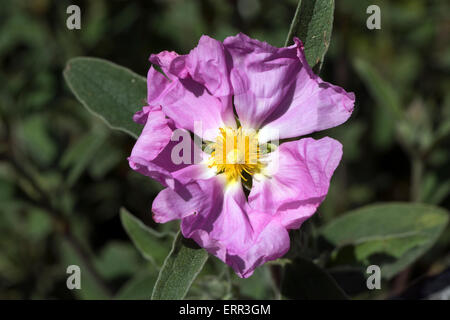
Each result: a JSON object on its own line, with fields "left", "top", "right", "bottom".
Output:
{"left": 0, "top": 0, "right": 449, "bottom": 299}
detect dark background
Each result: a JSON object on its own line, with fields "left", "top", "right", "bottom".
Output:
{"left": 0, "top": 0, "right": 449, "bottom": 299}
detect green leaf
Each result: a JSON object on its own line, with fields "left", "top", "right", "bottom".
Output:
{"left": 281, "top": 256, "right": 348, "bottom": 300}
{"left": 120, "top": 208, "right": 171, "bottom": 267}
{"left": 63, "top": 57, "right": 146, "bottom": 138}
{"left": 187, "top": 275, "right": 230, "bottom": 300}
{"left": 94, "top": 241, "right": 142, "bottom": 280}
{"left": 285, "top": 0, "right": 335, "bottom": 71}
{"left": 353, "top": 58, "right": 402, "bottom": 149}
{"left": 115, "top": 269, "right": 158, "bottom": 300}
{"left": 151, "top": 231, "right": 208, "bottom": 300}
{"left": 320, "top": 202, "right": 449, "bottom": 279}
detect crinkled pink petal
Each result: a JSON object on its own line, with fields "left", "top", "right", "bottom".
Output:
{"left": 149, "top": 51, "right": 177, "bottom": 72}
{"left": 185, "top": 35, "right": 232, "bottom": 97}
{"left": 185, "top": 35, "right": 236, "bottom": 127}
{"left": 129, "top": 106, "right": 172, "bottom": 161}
{"left": 249, "top": 137, "right": 343, "bottom": 229}
{"left": 132, "top": 106, "right": 154, "bottom": 125}
{"left": 152, "top": 175, "right": 225, "bottom": 223}
{"left": 150, "top": 36, "right": 232, "bottom": 97}
{"left": 148, "top": 39, "right": 236, "bottom": 136}
{"left": 181, "top": 183, "right": 252, "bottom": 254}
{"left": 128, "top": 107, "right": 208, "bottom": 189}
{"left": 146, "top": 66, "right": 174, "bottom": 108}
{"left": 146, "top": 66, "right": 229, "bottom": 140}
{"left": 228, "top": 210, "right": 289, "bottom": 278}
{"left": 149, "top": 50, "right": 187, "bottom": 79}
{"left": 156, "top": 76, "right": 228, "bottom": 141}
{"left": 223, "top": 33, "right": 301, "bottom": 129}
{"left": 178, "top": 183, "right": 290, "bottom": 278}
{"left": 224, "top": 33, "right": 354, "bottom": 141}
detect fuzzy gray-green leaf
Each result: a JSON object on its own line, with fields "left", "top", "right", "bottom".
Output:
{"left": 286, "top": 0, "right": 335, "bottom": 71}
{"left": 151, "top": 231, "right": 208, "bottom": 300}
{"left": 63, "top": 57, "right": 146, "bottom": 138}
{"left": 320, "top": 202, "right": 449, "bottom": 279}
{"left": 120, "top": 208, "right": 171, "bottom": 267}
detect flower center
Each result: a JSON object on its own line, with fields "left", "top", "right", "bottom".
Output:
{"left": 208, "top": 127, "right": 263, "bottom": 183}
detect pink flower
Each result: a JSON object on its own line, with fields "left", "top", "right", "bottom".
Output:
{"left": 129, "top": 33, "right": 355, "bottom": 278}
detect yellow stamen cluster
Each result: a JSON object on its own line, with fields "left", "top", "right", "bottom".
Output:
{"left": 208, "top": 127, "right": 263, "bottom": 183}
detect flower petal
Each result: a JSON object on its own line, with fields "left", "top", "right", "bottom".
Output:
{"left": 149, "top": 50, "right": 180, "bottom": 76}
{"left": 185, "top": 35, "right": 232, "bottom": 97}
{"left": 228, "top": 211, "right": 289, "bottom": 278}
{"left": 128, "top": 107, "right": 209, "bottom": 188}
{"left": 152, "top": 175, "right": 225, "bottom": 223}
{"left": 129, "top": 106, "right": 172, "bottom": 161}
{"left": 224, "top": 34, "right": 354, "bottom": 141}
{"left": 224, "top": 33, "right": 300, "bottom": 129}
{"left": 146, "top": 66, "right": 174, "bottom": 108}
{"left": 249, "top": 137, "right": 343, "bottom": 229}
{"left": 180, "top": 183, "right": 290, "bottom": 278}
{"left": 148, "top": 39, "right": 236, "bottom": 139}
{"left": 146, "top": 69, "right": 228, "bottom": 140}
{"left": 157, "top": 76, "right": 228, "bottom": 141}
